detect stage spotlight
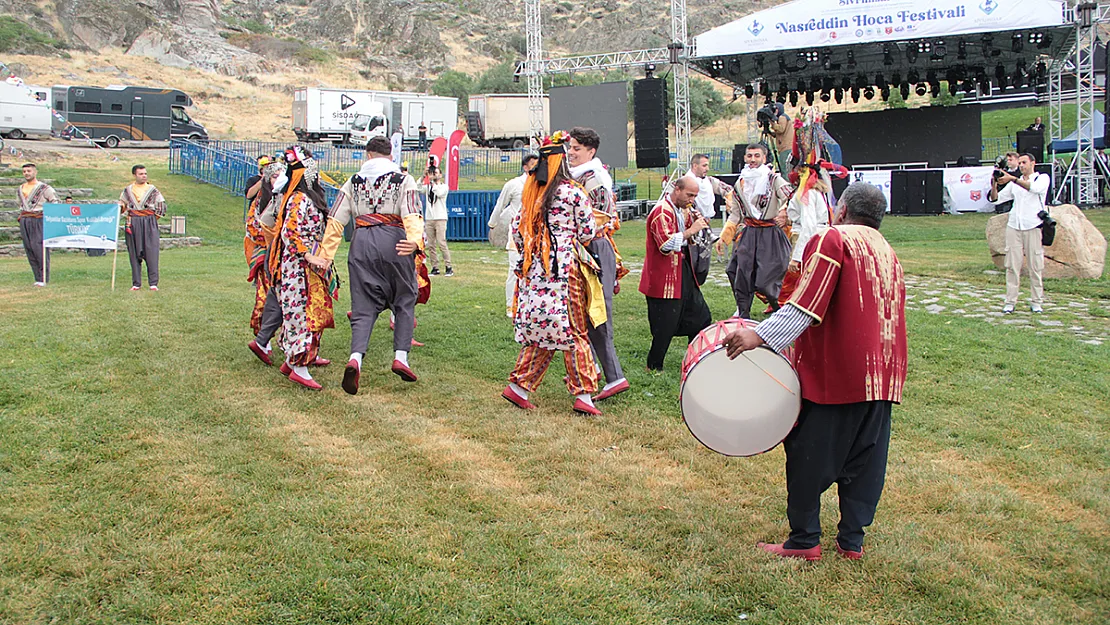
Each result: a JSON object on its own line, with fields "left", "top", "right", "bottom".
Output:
{"left": 915, "top": 83, "right": 927, "bottom": 96}
{"left": 890, "top": 72, "right": 902, "bottom": 87}
{"left": 863, "top": 86, "right": 875, "bottom": 100}
{"left": 744, "top": 84, "right": 755, "bottom": 99}
{"left": 726, "top": 58, "right": 742, "bottom": 77}
{"left": 710, "top": 59, "right": 725, "bottom": 76}
{"left": 931, "top": 40, "right": 947, "bottom": 60}
{"left": 850, "top": 86, "right": 860, "bottom": 103}
{"left": 1012, "top": 33, "right": 1024, "bottom": 53}
{"left": 1036, "top": 61, "right": 1047, "bottom": 80}
{"left": 995, "top": 64, "right": 1008, "bottom": 89}
{"left": 805, "top": 90, "right": 815, "bottom": 105}
{"left": 822, "top": 49, "right": 833, "bottom": 71}
{"left": 948, "top": 80, "right": 958, "bottom": 95}
{"left": 883, "top": 44, "right": 894, "bottom": 66}
{"left": 789, "top": 91, "right": 799, "bottom": 107}
{"left": 841, "top": 76, "right": 852, "bottom": 91}
{"left": 957, "top": 40, "right": 967, "bottom": 60}
{"left": 776, "top": 92, "right": 787, "bottom": 103}
{"left": 778, "top": 80, "right": 789, "bottom": 96}
{"left": 875, "top": 73, "right": 887, "bottom": 89}
{"left": 810, "top": 77, "right": 822, "bottom": 94}
{"left": 856, "top": 74, "right": 868, "bottom": 90}
{"left": 962, "top": 78, "right": 976, "bottom": 94}
{"left": 834, "top": 88, "right": 843, "bottom": 104}
{"left": 982, "top": 34, "right": 999, "bottom": 57}
{"left": 760, "top": 81, "right": 771, "bottom": 97}
{"left": 795, "top": 52, "right": 810, "bottom": 70}
{"left": 822, "top": 77, "right": 834, "bottom": 91}
{"left": 804, "top": 50, "right": 820, "bottom": 63}
{"left": 755, "top": 55, "right": 765, "bottom": 74}
{"left": 906, "top": 45, "right": 918, "bottom": 63}
{"left": 778, "top": 55, "right": 788, "bottom": 73}
{"left": 847, "top": 50, "right": 857, "bottom": 69}
{"left": 797, "top": 79, "right": 807, "bottom": 93}
{"left": 907, "top": 69, "right": 920, "bottom": 84}
{"left": 820, "top": 90, "right": 831, "bottom": 102}
{"left": 917, "top": 41, "right": 931, "bottom": 54}
{"left": 900, "top": 82, "right": 910, "bottom": 100}
{"left": 930, "top": 82, "right": 941, "bottom": 97}
{"left": 881, "top": 86, "right": 891, "bottom": 101}
{"left": 1037, "top": 33, "right": 1053, "bottom": 50}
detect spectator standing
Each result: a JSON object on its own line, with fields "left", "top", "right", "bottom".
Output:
{"left": 424, "top": 168, "right": 452, "bottom": 276}
{"left": 989, "top": 153, "right": 1050, "bottom": 313}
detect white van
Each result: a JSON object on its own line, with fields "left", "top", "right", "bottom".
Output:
{"left": 0, "top": 81, "right": 51, "bottom": 139}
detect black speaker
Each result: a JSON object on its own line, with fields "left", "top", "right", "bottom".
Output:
{"left": 633, "top": 78, "right": 669, "bottom": 168}
{"left": 889, "top": 171, "right": 910, "bottom": 215}
{"left": 732, "top": 144, "right": 746, "bottom": 173}
{"left": 956, "top": 155, "right": 981, "bottom": 167}
{"left": 890, "top": 170, "right": 944, "bottom": 215}
{"left": 1017, "top": 130, "right": 1045, "bottom": 164}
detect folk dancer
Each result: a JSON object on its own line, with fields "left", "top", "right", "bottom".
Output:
{"left": 246, "top": 157, "right": 290, "bottom": 367}
{"left": 682, "top": 152, "right": 738, "bottom": 223}
{"left": 566, "top": 127, "right": 630, "bottom": 401}
{"left": 269, "top": 147, "right": 337, "bottom": 390}
{"left": 16, "top": 163, "right": 58, "bottom": 286}
{"left": 118, "top": 165, "right": 166, "bottom": 291}
{"left": 639, "top": 176, "right": 713, "bottom": 371}
{"left": 316, "top": 136, "right": 426, "bottom": 395}
{"left": 723, "top": 183, "right": 907, "bottom": 561}
{"left": 717, "top": 143, "right": 792, "bottom": 318}
{"left": 501, "top": 132, "right": 602, "bottom": 416}
{"left": 489, "top": 153, "right": 540, "bottom": 317}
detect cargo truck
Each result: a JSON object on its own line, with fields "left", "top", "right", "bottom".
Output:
{"left": 0, "top": 81, "right": 51, "bottom": 139}
{"left": 466, "top": 94, "right": 549, "bottom": 149}
{"left": 292, "top": 88, "right": 457, "bottom": 146}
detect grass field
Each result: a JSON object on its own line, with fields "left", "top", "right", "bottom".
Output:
{"left": 1, "top": 163, "right": 1108, "bottom": 624}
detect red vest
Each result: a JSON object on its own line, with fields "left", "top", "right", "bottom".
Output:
{"left": 638, "top": 199, "right": 689, "bottom": 299}
{"left": 790, "top": 225, "right": 908, "bottom": 404}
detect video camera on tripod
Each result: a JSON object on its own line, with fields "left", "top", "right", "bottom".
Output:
{"left": 756, "top": 102, "right": 784, "bottom": 132}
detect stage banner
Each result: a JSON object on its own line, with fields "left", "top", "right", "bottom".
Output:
{"left": 42, "top": 203, "right": 120, "bottom": 250}
{"left": 847, "top": 170, "right": 892, "bottom": 212}
{"left": 943, "top": 166, "right": 995, "bottom": 212}
{"left": 695, "top": 0, "right": 1067, "bottom": 57}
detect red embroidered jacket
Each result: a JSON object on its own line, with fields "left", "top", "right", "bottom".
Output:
{"left": 790, "top": 225, "right": 908, "bottom": 404}
{"left": 639, "top": 198, "right": 694, "bottom": 299}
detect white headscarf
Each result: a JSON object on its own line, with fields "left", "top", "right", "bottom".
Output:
{"left": 568, "top": 157, "right": 613, "bottom": 192}
{"left": 358, "top": 156, "right": 402, "bottom": 182}
{"left": 740, "top": 164, "right": 772, "bottom": 206}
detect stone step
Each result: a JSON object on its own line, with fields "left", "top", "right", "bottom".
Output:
{"left": 1, "top": 195, "right": 105, "bottom": 209}
{"left": 1, "top": 223, "right": 176, "bottom": 238}
{"left": 0, "top": 178, "right": 55, "bottom": 186}
{"left": 0, "top": 236, "right": 202, "bottom": 257}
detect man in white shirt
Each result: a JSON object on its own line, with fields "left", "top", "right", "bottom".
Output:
{"left": 489, "top": 154, "right": 539, "bottom": 316}
{"left": 989, "top": 152, "right": 1050, "bottom": 313}
{"left": 682, "top": 153, "right": 735, "bottom": 222}
{"left": 424, "top": 167, "right": 452, "bottom": 276}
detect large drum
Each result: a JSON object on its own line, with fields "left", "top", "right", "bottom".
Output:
{"left": 680, "top": 318, "right": 801, "bottom": 457}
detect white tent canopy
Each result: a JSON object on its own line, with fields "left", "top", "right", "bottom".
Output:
{"left": 694, "top": 0, "right": 1069, "bottom": 58}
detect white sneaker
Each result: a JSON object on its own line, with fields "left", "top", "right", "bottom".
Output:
{"left": 33, "top": 282, "right": 45, "bottom": 287}
{"left": 1002, "top": 303, "right": 1015, "bottom": 314}
{"left": 1031, "top": 304, "right": 1043, "bottom": 313}
{"left": 131, "top": 286, "right": 141, "bottom": 291}
{"left": 150, "top": 286, "right": 159, "bottom": 291}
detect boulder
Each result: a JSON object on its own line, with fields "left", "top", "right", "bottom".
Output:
{"left": 488, "top": 224, "right": 509, "bottom": 249}
{"left": 987, "top": 204, "right": 1107, "bottom": 279}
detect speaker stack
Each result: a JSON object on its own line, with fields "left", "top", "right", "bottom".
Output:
{"left": 889, "top": 170, "right": 944, "bottom": 215}
{"left": 1017, "top": 131, "right": 1045, "bottom": 164}
{"left": 632, "top": 78, "right": 670, "bottom": 168}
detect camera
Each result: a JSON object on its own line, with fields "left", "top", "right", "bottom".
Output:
{"left": 992, "top": 155, "right": 1009, "bottom": 182}
{"left": 756, "top": 103, "right": 781, "bottom": 131}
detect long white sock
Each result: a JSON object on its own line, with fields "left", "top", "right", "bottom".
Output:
{"left": 292, "top": 365, "right": 312, "bottom": 379}
{"left": 509, "top": 383, "right": 529, "bottom": 400}
{"left": 576, "top": 393, "right": 595, "bottom": 407}
{"left": 255, "top": 339, "right": 271, "bottom": 353}
{"left": 394, "top": 350, "right": 408, "bottom": 366}
{"left": 350, "top": 352, "right": 363, "bottom": 366}
{"left": 602, "top": 378, "right": 626, "bottom": 392}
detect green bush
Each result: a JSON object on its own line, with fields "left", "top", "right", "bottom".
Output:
{"left": 0, "top": 17, "right": 65, "bottom": 54}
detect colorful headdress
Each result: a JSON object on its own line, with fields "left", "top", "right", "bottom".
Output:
{"left": 790, "top": 107, "right": 847, "bottom": 196}
{"left": 518, "top": 131, "right": 570, "bottom": 277}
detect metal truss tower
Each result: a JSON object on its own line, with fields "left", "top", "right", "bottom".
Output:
{"left": 670, "top": 0, "right": 693, "bottom": 170}
{"left": 524, "top": 0, "right": 545, "bottom": 145}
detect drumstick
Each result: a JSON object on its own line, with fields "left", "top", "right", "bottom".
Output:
{"left": 741, "top": 352, "right": 796, "bottom": 396}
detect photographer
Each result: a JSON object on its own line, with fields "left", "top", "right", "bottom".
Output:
{"left": 424, "top": 164, "right": 452, "bottom": 276}
{"left": 757, "top": 102, "right": 795, "bottom": 172}
{"left": 989, "top": 152, "right": 1049, "bottom": 313}
{"left": 992, "top": 152, "right": 1020, "bottom": 213}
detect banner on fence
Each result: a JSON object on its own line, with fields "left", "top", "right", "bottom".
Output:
{"left": 42, "top": 203, "right": 121, "bottom": 249}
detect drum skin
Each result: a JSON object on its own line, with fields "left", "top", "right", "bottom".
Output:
{"left": 680, "top": 319, "right": 801, "bottom": 457}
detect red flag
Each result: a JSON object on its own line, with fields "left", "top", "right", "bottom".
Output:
{"left": 445, "top": 130, "right": 465, "bottom": 191}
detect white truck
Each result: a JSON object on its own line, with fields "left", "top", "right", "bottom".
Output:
{"left": 466, "top": 94, "right": 549, "bottom": 149}
{"left": 0, "top": 81, "right": 51, "bottom": 140}
{"left": 348, "top": 93, "right": 458, "bottom": 148}
{"left": 293, "top": 87, "right": 458, "bottom": 146}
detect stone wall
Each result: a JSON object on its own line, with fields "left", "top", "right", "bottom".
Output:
{"left": 0, "top": 237, "right": 202, "bottom": 258}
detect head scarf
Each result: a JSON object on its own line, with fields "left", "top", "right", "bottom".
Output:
{"left": 518, "top": 131, "right": 570, "bottom": 278}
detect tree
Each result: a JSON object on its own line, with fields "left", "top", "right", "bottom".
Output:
{"left": 476, "top": 61, "right": 527, "bottom": 96}
{"left": 664, "top": 73, "right": 725, "bottom": 129}
{"left": 432, "top": 70, "right": 475, "bottom": 116}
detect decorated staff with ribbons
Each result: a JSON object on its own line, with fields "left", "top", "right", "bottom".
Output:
{"left": 270, "top": 146, "right": 336, "bottom": 390}
{"left": 118, "top": 165, "right": 166, "bottom": 291}
{"left": 501, "top": 131, "right": 603, "bottom": 416}
{"left": 723, "top": 182, "right": 907, "bottom": 562}
{"left": 565, "top": 127, "right": 630, "bottom": 402}
{"left": 639, "top": 176, "right": 713, "bottom": 371}
{"left": 717, "top": 143, "right": 793, "bottom": 318}
{"left": 16, "top": 163, "right": 58, "bottom": 286}
{"left": 246, "top": 156, "right": 287, "bottom": 367}
{"left": 316, "top": 136, "right": 425, "bottom": 395}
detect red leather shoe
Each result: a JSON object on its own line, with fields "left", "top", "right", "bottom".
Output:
{"left": 573, "top": 398, "right": 602, "bottom": 416}
{"left": 342, "top": 359, "right": 360, "bottom": 395}
{"left": 288, "top": 371, "right": 322, "bottom": 390}
{"left": 758, "top": 542, "right": 821, "bottom": 561}
{"left": 310, "top": 356, "right": 331, "bottom": 367}
{"left": 248, "top": 340, "right": 273, "bottom": 366}
{"left": 501, "top": 385, "right": 535, "bottom": 410}
{"left": 594, "top": 379, "right": 630, "bottom": 401}
{"left": 279, "top": 362, "right": 292, "bottom": 376}
{"left": 410, "top": 339, "right": 425, "bottom": 348}
{"left": 391, "top": 360, "right": 418, "bottom": 382}
{"left": 836, "top": 544, "right": 863, "bottom": 560}
{"left": 346, "top": 311, "right": 352, "bottom": 320}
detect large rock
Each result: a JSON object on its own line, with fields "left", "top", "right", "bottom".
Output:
{"left": 488, "top": 224, "right": 509, "bottom": 249}
{"left": 987, "top": 205, "right": 1107, "bottom": 279}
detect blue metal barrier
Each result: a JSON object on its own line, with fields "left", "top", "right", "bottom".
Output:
{"left": 445, "top": 191, "right": 500, "bottom": 241}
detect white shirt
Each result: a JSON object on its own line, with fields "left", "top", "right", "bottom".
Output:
{"left": 993, "top": 172, "right": 1049, "bottom": 231}
{"left": 684, "top": 171, "right": 716, "bottom": 219}
{"left": 489, "top": 174, "right": 527, "bottom": 251}
{"left": 424, "top": 182, "right": 449, "bottom": 221}
{"left": 786, "top": 188, "right": 831, "bottom": 263}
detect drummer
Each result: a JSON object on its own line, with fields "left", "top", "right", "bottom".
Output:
{"left": 723, "top": 182, "right": 907, "bottom": 561}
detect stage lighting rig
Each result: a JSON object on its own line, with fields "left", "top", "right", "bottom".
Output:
{"left": 1037, "top": 33, "right": 1053, "bottom": 50}
{"left": 841, "top": 76, "right": 852, "bottom": 91}
{"left": 744, "top": 84, "right": 755, "bottom": 99}
{"left": 822, "top": 49, "right": 834, "bottom": 71}
{"left": 806, "top": 91, "right": 815, "bottom": 105}
{"left": 995, "top": 64, "right": 1008, "bottom": 89}
{"left": 755, "top": 55, "right": 765, "bottom": 74}
{"left": 710, "top": 59, "right": 726, "bottom": 76}
{"left": 906, "top": 45, "right": 918, "bottom": 63}
{"left": 821, "top": 89, "right": 831, "bottom": 102}
{"left": 863, "top": 86, "right": 875, "bottom": 100}
{"left": 907, "top": 69, "right": 920, "bottom": 84}
{"left": 981, "top": 34, "right": 1000, "bottom": 57}
{"left": 957, "top": 40, "right": 967, "bottom": 60}
{"left": 645, "top": 63, "right": 656, "bottom": 78}
{"left": 778, "top": 55, "right": 788, "bottom": 74}
{"left": 847, "top": 50, "right": 857, "bottom": 69}
{"left": 726, "top": 58, "right": 742, "bottom": 78}
{"left": 917, "top": 41, "right": 931, "bottom": 54}
{"left": 789, "top": 91, "right": 799, "bottom": 107}
{"left": 850, "top": 86, "right": 860, "bottom": 103}
{"left": 760, "top": 82, "right": 771, "bottom": 97}
{"left": 915, "top": 83, "right": 928, "bottom": 96}
{"left": 883, "top": 44, "right": 894, "bottom": 66}
{"left": 875, "top": 73, "right": 887, "bottom": 89}
{"left": 1011, "top": 33, "right": 1024, "bottom": 53}
{"left": 900, "top": 82, "right": 910, "bottom": 100}
{"left": 931, "top": 40, "right": 947, "bottom": 61}
{"left": 881, "top": 86, "right": 891, "bottom": 101}
{"left": 804, "top": 50, "right": 820, "bottom": 64}
{"left": 835, "top": 88, "right": 844, "bottom": 104}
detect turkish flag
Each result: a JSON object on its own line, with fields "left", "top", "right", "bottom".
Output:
{"left": 445, "top": 130, "right": 465, "bottom": 191}
{"left": 70, "top": 205, "right": 81, "bottom": 216}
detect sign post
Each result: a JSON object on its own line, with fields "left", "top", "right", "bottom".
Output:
{"left": 42, "top": 203, "right": 122, "bottom": 288}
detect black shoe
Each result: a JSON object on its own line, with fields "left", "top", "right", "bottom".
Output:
{"left": 430, "top": 267, "right": 440, "bottom": 275}
{"left": 445, "top": 266, "right": 454, "bottom": 277}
